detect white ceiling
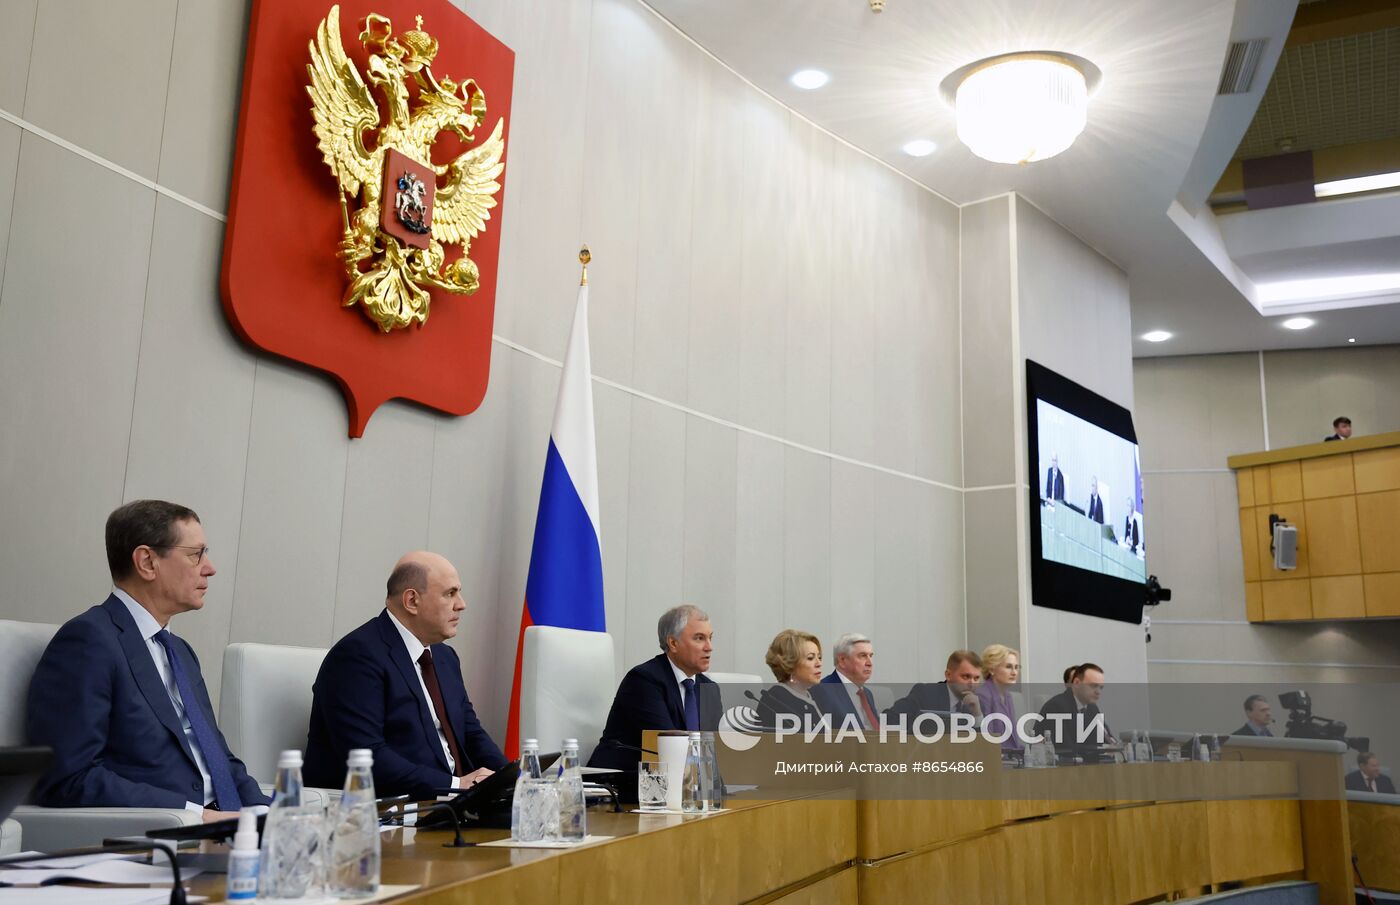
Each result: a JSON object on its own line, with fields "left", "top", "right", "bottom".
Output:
{"left": 641, "top": 0, "right": 1400, "bottom": 357}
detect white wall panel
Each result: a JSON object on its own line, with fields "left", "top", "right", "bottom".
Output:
{"left": 0, "top": 141, "right": 155, "bottom": 623}
{"left": 783, "top": 119, "right": 833, "bottom": 451}
{"left": 734, "top": 433, "right": 785, "bottom": 679}
{"left": 783, "top": 447, "right": 831, "bottom": 640}
{"left": 157, "top": 0, "right": 250, "bottom": 212}
{"left": 24, "top": 0, "right": 176, "bottom": 179}
{"left": 0, "top": 0, "right": 37, "bottom": 113}
{"left": 229, "top": 360, "right": 348, "bottom": 648}
{"left": 622, "top": 399, "right": 686, "bottom": 668}
{"left": 330, "top": 404, "right": 435, "bottom": 641}
{"left": 682, "top": 415, "right": 738, "bottom": 671}
{"left": 0, "top": 123, "right": 20, "bottom": 304}
{"left": 123, "top": 196, "right": 257, "bottom": 699}
{"left": 829, "top": 142, "right": 878, "bottom": 464}
{"left": 874, "top": 472, "right": 920, "bottom": 681}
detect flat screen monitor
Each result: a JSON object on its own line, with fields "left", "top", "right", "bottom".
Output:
{"left": 1027, "top": 359, "right": 1145, "bottom": 624}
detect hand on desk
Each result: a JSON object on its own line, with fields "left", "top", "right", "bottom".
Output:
{"left": 459, "top": 767, "right": 494, "bottom": 789}
{"left": 203, "top": 808, "right": 241, "bottom": 823}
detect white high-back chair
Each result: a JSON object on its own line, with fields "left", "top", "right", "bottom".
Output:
{"left": 219, "top": 642, "right": 329, "bottom": 783}
{"left": 0, "top": 619, "right": 199, "bottom": 851}
{"left": 519, "top": 626, "right": 615, "bottom": 762}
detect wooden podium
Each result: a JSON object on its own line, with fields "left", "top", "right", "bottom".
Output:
{"left": 1228, "top": 430, "right": 1400, "bottom": 621}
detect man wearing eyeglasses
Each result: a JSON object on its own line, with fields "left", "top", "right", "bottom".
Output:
{"left": 26, "top": 499, "right": 268, "bottom": 818}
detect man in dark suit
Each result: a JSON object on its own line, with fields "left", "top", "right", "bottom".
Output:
{"left": 1045, "top": 455, "right": 1065, "bottom": 501}
{"left": 27, "top": 500, "right": 267, "bottom": 818}
{"left": 304, "top": 552, "right": 507, "bottom": 799}
{"left": 1232, "top": 694, "right": 1274, "bottom": 737}
{"left": 1087, "top": 477, "right": 1104, "bottom": 524}
{"left": 887, "top": 650, "right": 984, "bottom": 720}
{"left": 1324, "top": 416, "right": 1352, "bottom": 442}
{"left": 1036, "top": 663, "right": 1113, "bottom": 761}
{"left": 1346, "top": 752, "right": 1396, "bottom": 794}
{"left": 589, "top": 605, "right": 720, "bottom": 777}
{"left": 816, "top": 633, "right": 879, "bottom": 730}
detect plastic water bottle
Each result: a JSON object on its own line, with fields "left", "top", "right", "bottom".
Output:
{"left": 1122, "top": 731, "right": 1137, "bottom": 763}
{"left": 225, "top": 807, "right": 260, "bottom": 901}
{"left": 1191, "top": 733, "right": 1209, "bottom": 762}
{"left": 511, "top": 738, "right": 543, "bottom": 841}
{"left": 556, "top": 739, "right": 587, "bottom": 843}
{"left": 681, "top": 732, "right": 709, "bottom": 813}
{"left": 258, "top": 749, "right": 305, "bottom": 896}
{"left": 1136, "top": 732, "right": 1153, "bottom": 764}
{"left": 700, "top": 732, "right": 725, "bottom": 811}
{"left": 330, "top": 748, "right": 380, "bottom": 897}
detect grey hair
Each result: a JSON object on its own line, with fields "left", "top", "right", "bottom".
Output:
{"left": 658, "top": 604, "right": 709, "bottom": 650}
{"left": 833, "top": 633, "right": 871, "bottom": 659}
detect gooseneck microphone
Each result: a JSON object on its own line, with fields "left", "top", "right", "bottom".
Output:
{"left": 383, "top": 801, "right": 472, "bottom": 848}
{"left": 0, "top": 840, "right": 187, "bottom": 904}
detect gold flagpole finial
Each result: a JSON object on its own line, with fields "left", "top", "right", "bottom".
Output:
{"left": 579, "top": 246, "right": 591, "bottom": 286}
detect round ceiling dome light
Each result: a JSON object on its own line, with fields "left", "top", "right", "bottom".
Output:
{"left": 1282, "top": 317, "right": 1314, "bottom": 330}
{"left": 941, "top": 51, "right": 1101, "bottom": 165}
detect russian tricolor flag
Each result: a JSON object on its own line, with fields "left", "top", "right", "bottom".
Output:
{"left": 504, "top": 268, "right": 606, "bottom": 757}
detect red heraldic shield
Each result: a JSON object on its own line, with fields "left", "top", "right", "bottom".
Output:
{"left": 222, "top": 0, "right": 514, "bottom": 437}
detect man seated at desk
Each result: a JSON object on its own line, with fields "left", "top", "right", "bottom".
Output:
{"left": 1346, "top": 751, "right": 1396, "bottom": 795}
{"left": 304, "top": 552, "right": 507, "bottom": 798}
{"left": 1037, "top": 663, "right": 1114, "bottom": 761}
{"left": 589, "top": 605, "right": 721, "bottom": 783}
{"left": 887, "top": 650, "right": 985, "bottom": 720}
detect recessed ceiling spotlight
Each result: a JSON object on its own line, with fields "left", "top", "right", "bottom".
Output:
{"left": 1348, "top": 337, "right": 1357, "bottom": 343}
{"left": 1141, "top": 330, "right": 1172, "bottom": 343}
{"left": 1282, "top": 317, "right": 1314, "bottom": 330}
{"left": 902, "top": 139, "right": 937, "bottom": 157}
{"left": 790, "top": 69, "right": 829, "bottom": 90}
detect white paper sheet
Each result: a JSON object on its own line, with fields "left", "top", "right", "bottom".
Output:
{"left": 476, "top": 834, "right": 615, "bottom": 849}
{"left": 0, "top": 860, "right": 200, "bottom": 886}
{"left": 0, "top": 852, "right": 143, "bottom": 869}
{"left": 0, "top": 890, "right": 190, "bottom": 905}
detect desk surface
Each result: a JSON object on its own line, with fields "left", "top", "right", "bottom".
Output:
{"left": 1226, "top": 429, "right": 1400, "bottom": 468}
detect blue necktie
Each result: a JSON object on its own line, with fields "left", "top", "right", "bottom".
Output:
{"left": 154, "top": 630, "right": 241, "bottom": 811}
{"left": 681, "top": 677, "right": 700, "bottom": 731}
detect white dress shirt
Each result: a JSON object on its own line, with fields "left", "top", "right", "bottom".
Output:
{"left": 112, "top": 588, "right": 213, "bottom": 813}
{"left": 385, "top": 610, "right": 461, "bottom": 784}
{"left": 836, "top": 671, "right": 873, "bottom": 730}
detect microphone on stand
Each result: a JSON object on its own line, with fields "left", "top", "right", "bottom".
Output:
{"left": 0, "top": 840, "right": 187, "bottom": 904}
{"left": 382, "top": 801, "right": 472, "bottom": 848}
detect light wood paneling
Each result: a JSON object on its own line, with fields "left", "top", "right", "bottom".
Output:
{"left": 1310, "top": 576, "right": 1365, "bottom": 620}
{"left": 1261, "top": 578, "right": 1312, "bottom": 620}
{"left": 1255, "top": 502, "right": 1310, "bottom": 578}
{"left": 1270, "top": 461, "right": 1304, "bottom": 502}
{"left": 1245, "top": 581, "right": 1264, "bottom": 621}
{"left": 855, "top": 798, "right": 999, "bottom": 860}
{"left": 731, "top": 799, "right": 856, "bottom": 902}
{"left": 1303, "top": 496, "right": 1362, "bottom": 576}
{"left": 1253, "top": 466, "right": 1273, "bottom": 506}
{"left": 1350, "top": 800, "right": 1400, "bottom": 894}
{"left": 1110, "top": 801, "right": 1212, "bottom": 903}
{"left": 768, "top": 866, "right": 858, "bottom": 905}
{"left": 1302, "top": 453, "right": 1355, "bottom": 499}
{"left": 1364, "top": 572, "right": 1400, "bottom": 617}
{"left": 1229, "top": 430, "right": 1400, "bottom": 468}
{"left": 1357, "top": 490, "right": 1400, "bottom": 573}
{"left": 1355, "top": 446, "right": 1400, "bottom": 494}
{"left": 1237, "top": 468, "right": 1256, "bottom": 507}
{"left": 1241, "top": 508, "right": 1261, "bottom": 582}
{"left": 1206, "top": 798, "right": 1304, "bottom": 883}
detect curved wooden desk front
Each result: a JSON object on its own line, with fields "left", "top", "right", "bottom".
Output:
{"left": 181, "top": 760, "right": 1356, "bottom": 904}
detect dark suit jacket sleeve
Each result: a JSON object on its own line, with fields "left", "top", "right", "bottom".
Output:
{"left": 615, "top": 668, "right": 679, "bottom": 740}
{"left": 440, "top": 647, "right": 507, "bottom": 771}
{"left": 26, "top": 619, "right": 189, "bottom": 809}
{"left": 183, "top": 641, "right": 269, "bottom": 805}
{"left": 1345, "top": 771, "right": 1365, "bottom": 792}
{"left": 315, "top": 644, "right": 452, "bottom": 797}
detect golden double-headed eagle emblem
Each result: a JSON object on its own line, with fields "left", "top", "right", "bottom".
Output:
{"left": 307, "top": 5, "right": 505, "bottom": 332}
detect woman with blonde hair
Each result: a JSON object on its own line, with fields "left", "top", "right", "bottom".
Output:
{"left": 757, "top": 629, "right": 825, "bottom": 727}
{"left": 975, "top": 643, "right": 1021, "bottom": 751}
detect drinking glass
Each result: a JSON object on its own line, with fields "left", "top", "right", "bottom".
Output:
{"left": 264, "top": 805, "right": 326, "bottom": 898}
{"left": 637, "top": 761, "right": 669, "bottom": 810}
{"left": 515, "top": 777, "right": 559, "bottom": 843}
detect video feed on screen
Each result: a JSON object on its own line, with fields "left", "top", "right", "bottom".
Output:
{"left": 1036, "top": 399, "right": 1145, "bottom": 583}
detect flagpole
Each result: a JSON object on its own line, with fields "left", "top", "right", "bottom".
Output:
{"left": 579, "top": 245, "right": 590, "bottom": 286}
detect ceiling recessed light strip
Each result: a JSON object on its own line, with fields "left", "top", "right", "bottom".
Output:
{"left": 1141, "top": 330, "right": 1172, "bottom": 343}
{"left": 790, "top": 69, "right": 829, "bottom": 90}
{"left": 1314, "top": 171, "right": 1400, "bottom": 198}
{"left": 1257, "top": 272, "right": 1400, "bottom": 305}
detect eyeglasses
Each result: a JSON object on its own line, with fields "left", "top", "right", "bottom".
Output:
{"left": 153, "top": 544, "right": 211, "bottom": 564}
